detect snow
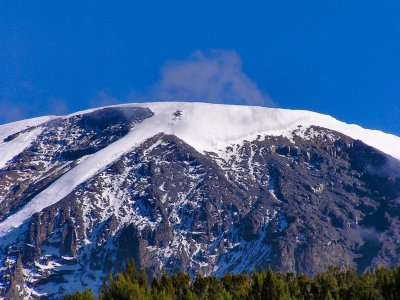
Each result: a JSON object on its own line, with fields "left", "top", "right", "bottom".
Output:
{"left": 1, "top": 101, "right": 400, "bottom": 237}
{"left": 213, "top": 213, "right": 274, "bottom": 276}
{"left": 0, "top": 116, "right": 55, "bottom": 142}
{"left": 0, "top": 127, "right": 44, "bottom": 170}
{"left": 0, "top": 116, "right": 162, "bottom": 236}
{"left": 0, "top": 116, "right": 56, "bottom": 170}
{"left": 118, "top": 102, "right": 400, "bottom": 160}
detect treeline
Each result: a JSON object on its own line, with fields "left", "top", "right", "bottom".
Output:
{"left": 64, "top": 262, "right": 400, "bottom": 300}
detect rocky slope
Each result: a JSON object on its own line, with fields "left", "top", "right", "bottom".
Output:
{"left": 0, "top": 102, "right": 399, "bottom": 299}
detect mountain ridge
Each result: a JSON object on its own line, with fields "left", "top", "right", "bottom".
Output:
{"left": 2, "top": 102, "right": 400, "bottom": 158}
{"left": 0, "top": 102, "right": 399, "bottom": 298}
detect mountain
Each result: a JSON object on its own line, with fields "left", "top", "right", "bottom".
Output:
{"left": 0, "top": 102, "right": 399, "bottom": 299}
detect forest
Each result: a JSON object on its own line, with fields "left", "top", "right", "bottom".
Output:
{"left": 64, "top": 261, "right": 400, "bottom": 300}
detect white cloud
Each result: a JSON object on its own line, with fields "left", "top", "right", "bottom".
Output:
{"left": 89, "top": 90, "right": 122, "bottom": 108}
{"left": 130, "top": 49, "right": 274, "bottom": 106}
{"left": 1, "top": 50, "right": 274, "bottom": 124}
{"left": 48, "top": 97, "right": 69, "bottom": 115}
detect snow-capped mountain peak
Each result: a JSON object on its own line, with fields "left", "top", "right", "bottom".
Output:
{"left": 65, "top": 102, "right": 400, "bottom": 158}
{"left": 0, "top": 102, "right": 399, "bottom": 298}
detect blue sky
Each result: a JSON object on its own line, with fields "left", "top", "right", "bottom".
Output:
{"left": 0, "top": 1, "right": 399, "bottom": 135}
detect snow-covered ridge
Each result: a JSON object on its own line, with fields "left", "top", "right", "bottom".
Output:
{"left": 0, "top": 101, "right": 399, "bottom": 237}
{"left": 0, "top": 115, "right": 56, "bottom": 142}
{"left": 0, "top": 116, "right": 58, "bottom": 171}
{"left": 65, "top": 101, "right": 400, "bottom": 159}
{"left": 133, "top": 102, "right": 400, "bottom": 160}
{"left": 2, "top": 102, "right": 398, "bottom": 160}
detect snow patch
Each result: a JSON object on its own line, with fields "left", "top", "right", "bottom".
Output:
{"left": 1, "top": 101, "right": 400, "bottom": 238}
{"left": 0, "top": 127, "right": 44, "bottom": 170}
{"left": 0, "top": 116, "right": 55, "bottom": 143}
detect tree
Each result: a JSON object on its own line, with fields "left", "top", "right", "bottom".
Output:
{"left": 261, "top": 268, "right": 291, "bottom": 300}
{"left": 63, "top": 288, "right": 95, "bottom": 300}
{"left": 192, "top": 274, "right": 224, "bottom": 299}
{"left": 64, "top": 262, "right": 400, "bottom": 300}
{"left": 221, "top": 273, "right": 250, "bottom": 299}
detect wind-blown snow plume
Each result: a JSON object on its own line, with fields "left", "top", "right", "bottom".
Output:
{"left": 131, "top": 49, "right": 274, "bottom": 106}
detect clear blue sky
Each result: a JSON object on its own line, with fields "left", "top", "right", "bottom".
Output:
{"left": 1, "top": 1, "right": 399, "bottom": 135}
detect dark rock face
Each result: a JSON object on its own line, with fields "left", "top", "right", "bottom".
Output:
{"left": 0, "top": 114, "right": 399, "bottom": 298}
{"left": 0, "top": 107, "right": 153, "bottom": 221}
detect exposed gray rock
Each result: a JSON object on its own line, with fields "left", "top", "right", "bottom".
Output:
{"left": 0, "top": 110, "right": 399, "bottom": 299}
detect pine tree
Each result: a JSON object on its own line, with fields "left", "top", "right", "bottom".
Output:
{"left": 63, "top": 288, "right": 95, "bottom": 300}
{"left": 261, "top": 268, "right": 291, "bottom": 300}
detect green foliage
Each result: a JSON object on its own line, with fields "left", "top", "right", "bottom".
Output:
{"left": 63, "top": 288, "right": 96, "bottom": 300}
{"left": 192, "top": 274, "right": 224, "bottom": 299}
{"left": 261, "top": 268, "right": 291, "bottom": 300}
{"left": 64, "top": 262, "right": 400, "bottom": 300}
{"left": 221, "top": 273, "right": 250, "bottom": 299}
